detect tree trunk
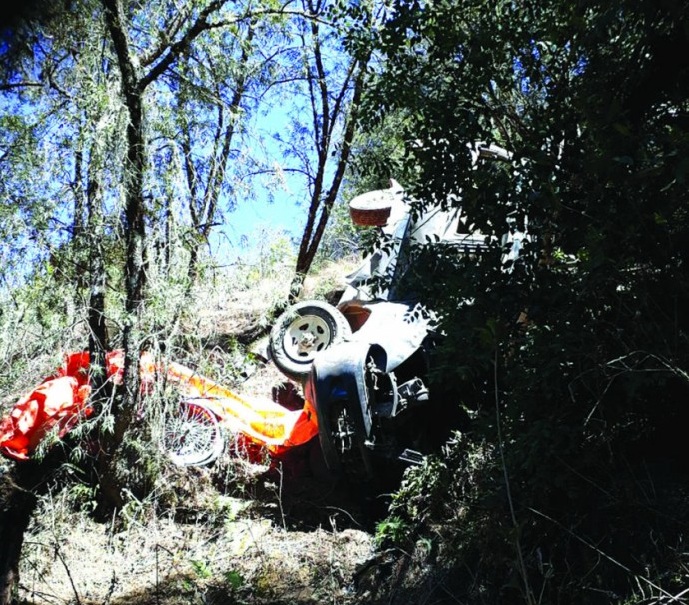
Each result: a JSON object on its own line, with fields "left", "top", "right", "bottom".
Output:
{"left": 88, "top": 223, "right": 109, "bottom": 402}
{"left": 98, "top": 0, "right": 233, "bottom": 510}
{"left": 290, "top": 36, "right": 369, "bottom": 302}
{"left": 85, "top": 151, "right": 109, "bottom": 403}
{"left": 100, "top": 0, "right": 147, "bottom": 512}
{"left": 0, "top": 455, "right": 62, "bottom": 605}
{"left": 0, "top": 471, "right": 36, "bottom": 605}
{"left": 72, "top": 146, "right": 86, "bottom": 239}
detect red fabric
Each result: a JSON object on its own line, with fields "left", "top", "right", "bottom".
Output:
{"left": 0, "top": 350, "right": 318, "bottom": 461}
{"left": 0, "top": 376, "right": 92, "bottom": 461}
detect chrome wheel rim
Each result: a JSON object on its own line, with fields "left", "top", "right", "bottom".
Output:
{"left": 283, "top": 314, "right": 332, "bottom": 362}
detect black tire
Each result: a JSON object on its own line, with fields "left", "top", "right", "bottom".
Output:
{"left": 269, "top": 300, "right": 351, "bottom": 382}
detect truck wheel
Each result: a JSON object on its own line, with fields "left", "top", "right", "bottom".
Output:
{"left": 269, "top": 300, "right": 351, "bottom": 382}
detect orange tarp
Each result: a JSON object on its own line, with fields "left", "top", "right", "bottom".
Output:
{"left": 0, "top": 351, "right": 318, "bottom": 462}
{"left": 164, "top": 361, "right": 318, "bottom": 449}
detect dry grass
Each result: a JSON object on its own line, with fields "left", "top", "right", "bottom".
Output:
{"left": 18, "top": 460, "right": 375, "bottom": 605}
{"left": 9, "top": 255, "right": 385, "bottom": 605}
{"left": 176, "top": 256, "right": 360, "bottom": 355}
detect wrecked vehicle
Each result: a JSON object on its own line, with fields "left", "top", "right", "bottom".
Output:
{"left": 1, "top": 144, "right": 521, "bottom": 481}
{"left": 269, "top": 143, "right": 524, "bottom": 481}
{"left": 0, "top": 350, "right": 318, "bottom": 466}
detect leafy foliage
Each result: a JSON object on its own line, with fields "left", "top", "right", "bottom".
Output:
{"left": 365, "top": 0, "right": 689, "bottom": 602}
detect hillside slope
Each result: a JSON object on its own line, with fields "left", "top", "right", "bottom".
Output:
{"left": 3, "top": 257, "right": 421, "bottom": 605}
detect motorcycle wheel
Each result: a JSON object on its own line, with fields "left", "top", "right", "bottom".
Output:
{"left": 269, "top": 300, "right": 351, "bottom": 382}
{"left": 163, "top": 401, "right": 225, "bottom": 467}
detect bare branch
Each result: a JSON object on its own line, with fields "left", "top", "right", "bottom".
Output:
{"left": 139, "top": 5, "right": 319, "bottom": 90}
{"left": 140, "top": 4, "right": 192, "bottom": 67}
{"left": 0, "top": 81, "right": 43, "bottom": 91}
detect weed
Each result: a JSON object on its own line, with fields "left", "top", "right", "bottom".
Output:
{"left": 191, "top": 559, "right": 213, "bottom": 579}
{"left": 374, "top": 515, "right": 411, "bottom": 548}
{"left": 224, "top": 569, "right": 244, "bottom": 590}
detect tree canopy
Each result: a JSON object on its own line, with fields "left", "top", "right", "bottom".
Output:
{"left": 363, "top": 0, "right": 689, "bottom": 602}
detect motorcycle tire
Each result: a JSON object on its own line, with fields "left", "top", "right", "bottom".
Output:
{"left": 163, "top": 400, "right": 225, "bottom": 467}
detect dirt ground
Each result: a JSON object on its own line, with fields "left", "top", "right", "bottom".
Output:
{"left": 8, "top": 362, "right": 388, "bottom": 605}
{"left": 18, "top": 492, "right": 376, "bottom": 605}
